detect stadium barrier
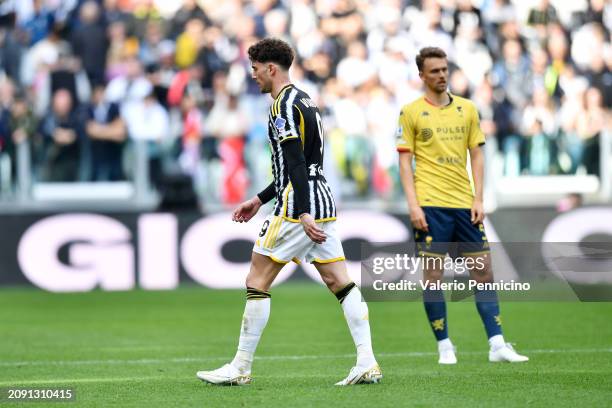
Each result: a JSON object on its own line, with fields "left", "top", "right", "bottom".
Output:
{"left": 0, "top": 207, "right": 611, "bottom": 293}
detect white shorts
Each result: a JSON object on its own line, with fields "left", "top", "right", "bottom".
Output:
{"left": 253, "top": 215, "right": 345, "bottom": 264}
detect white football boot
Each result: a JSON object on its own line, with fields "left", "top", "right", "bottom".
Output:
{"left": 335, "top": 364, "right": 383, "bottom": 386}
{"left": 196, "top": 363, "right": 251, "bottom": 385}
{"left": 438, "top": 340, "right": 457, "bottom": 365}
{"left": 489, "top": 343, "right": 529, "bottom": 363}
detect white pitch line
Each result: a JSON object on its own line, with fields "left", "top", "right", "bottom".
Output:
{"left": 0, "top": 348, "right": 611, "bottom": 369}
{"left": 0, "top": 376, "right": 166, "bottom": 386}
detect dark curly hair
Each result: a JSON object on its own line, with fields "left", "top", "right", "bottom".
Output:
{"left": 415, "top": 47, "right": 447, "bottom": 72}
{"left": 248, "top": 38, "right": 294, "bottom": 70}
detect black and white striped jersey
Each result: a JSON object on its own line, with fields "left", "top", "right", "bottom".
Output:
{"left": 267, "top": 84, "right": 337, "bottom": 222}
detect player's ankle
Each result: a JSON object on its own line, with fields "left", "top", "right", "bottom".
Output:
{"left": 356, "top": 351, "right": 376, "bottom": 369}
{"left": 231, "top": 350, "right": 253, "bottom": 374}
{"left": 488, "top": 334, "right": 505, "bottom": 350}
{"left": 437, "top": 338, "right": 454, "bottom": 350}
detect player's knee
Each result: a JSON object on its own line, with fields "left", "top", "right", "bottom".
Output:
{"left": 314, "top": 262, "right": 350, "bottom": 293}
{"left": 469, "top": 255, "right": 492, "bottom": 283}
{"left": 326, "top": 279, "right": 343, "bottom": 293}
{"left": 245, "top": 273, "right": 267, "bottom": 292}
{"left": 470, "top": 266, "right": 493, "bottom": 283}
{"left": 245, "top": 266, "right": 272, "bottom": 291}
{"left": 423, "top": 268, "right": 443, "bottom": 282}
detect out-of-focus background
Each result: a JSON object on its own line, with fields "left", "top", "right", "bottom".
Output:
{"left": 0, "top": 0, "right": 609, "bottom": 211}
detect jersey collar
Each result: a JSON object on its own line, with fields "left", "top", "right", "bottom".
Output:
{"left": 274, "top": 83, "right": 293, "bottom": 101}
{"left": 424, "top": 92, "right": 454, "bottom": 109}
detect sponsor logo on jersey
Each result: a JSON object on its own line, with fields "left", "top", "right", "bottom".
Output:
{"left": 421, "top": 111, "right": 429, "bottom": 117}
{"left": 436, "top": 156, "right": 462, "bottom": 165}
{"left": 308, "top": 163, "right": 323, "bottom": 177}
{"left": 436, "top": 126, "right": 466, "bottom": 134}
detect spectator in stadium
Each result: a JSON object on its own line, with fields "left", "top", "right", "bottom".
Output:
{"left": 195, "top": 26, "right": 227, "bottom": 92}
{"left": 70, "top": 1, "right": 108, "bottom": 86}
{"left": 144, "top": 63, "right": 169, "bottom": 109}
{"left": 169, "top": 0, "right": 210, "bottom": 39}
{"left": 35, "top": 51, "right": 91, "bottom": 116}
{"left": 86, "top": 83, "right": 126, "bottom": 181}
{"left": 3, "top": 92, "right": 38, "bottom": 186}
{"left": 139, "top": 20, "right": 165, "bottom": 68}
{"left": 576, "top": 87, "right": 607, "bottom": 175}
{"left": 105, "top": 20, "right": 139, "bottom": 80}
{"left": 330, "top": 83, "right": 371, "bottom": 196}
{"left": 167, "top": 62, "right": 204, "bottom": 108}
{"left": 582, "top": 46, "right": 612, "bottom": 108}
{"left": 491, "top": 39, "right": 530, "bottom": 109}
{"left": 39, "top": 88, "right": 84, "bottom": 182}
{"left": 177, "top": 87, "right": 203, "bottom": 179}
{"left": 336, "top": 41, "right": 376, "bottom": 89}
{"left": 122, "top": 87, "right": 169, "bottom": 188}
{"left": 521, "top": 87, "right": 557, "bottom": 174}
{"left": 105, "top": 57, "right": 151, "bottom": 106}
{"left": 19, "top": 0, "right": 53, "bottom": 46}
{"left": 206, "top": 92, "right": 249, "bottom": 204}
{"left": 527, "top": 0, "right": 559, "bottom": 32}
{"left": 0, "top": 21, "right": 25, "bottom": 81}
{"left": 130, "top": 0, "right": 164, "bottom": 41}
{"left": 20, "top": 22, "right": 71, "bottom": 88}
{"left": 102, "top": 0, "right": 131, "bottom": 27}
{"left": 175, "top": 18, "right": 204, "bottom": 69}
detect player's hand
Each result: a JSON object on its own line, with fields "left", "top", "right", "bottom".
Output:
{"left": 232, "top": 196, "right": 262, "bottom": 223}
{"left": 471, "top": 199, "right": 485, "bottom": 224}
{"left": 299, "top": 213, "right": 327, "bottom": 244}
{"left": 410, "top": 206, "right": 429, "bottom": 232}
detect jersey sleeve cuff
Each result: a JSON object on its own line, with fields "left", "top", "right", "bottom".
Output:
{"left": 396, "top": 146, "right": 412, "bottom": 152}
{"left": 279, "top": 135, "right": 299, "bottom": 144}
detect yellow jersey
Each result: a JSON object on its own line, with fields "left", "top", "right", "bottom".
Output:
{"left": 396, "top": 94, "right": 485, "bottom": 209}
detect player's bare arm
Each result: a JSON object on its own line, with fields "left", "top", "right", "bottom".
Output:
{"left": 470, "top": 145, "right": 485, "bottom": 224}
{"left": 398, "top": 151, "right": 428, "bottom": 232}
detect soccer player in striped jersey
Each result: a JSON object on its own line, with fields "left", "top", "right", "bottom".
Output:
{"left": 397, "top": 47, "right": 528, "bottom": 364}
{"left": 197, "top": 38, "right": 381, "bottom": 386}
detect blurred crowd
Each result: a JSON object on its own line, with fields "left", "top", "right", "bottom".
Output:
{"left": 0, "top": 0, "right": 610, "bottom": 204}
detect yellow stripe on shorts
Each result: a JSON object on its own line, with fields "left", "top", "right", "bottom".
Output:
{"left": 264, "top": 216, "right": 282, "bottom": 250}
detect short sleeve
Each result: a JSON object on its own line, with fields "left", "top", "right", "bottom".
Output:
{"left": 468, "top": 103, "right": 485, "bottom": 148}
{"left": 396, "top": 107, "right": 415, "bottom": 153}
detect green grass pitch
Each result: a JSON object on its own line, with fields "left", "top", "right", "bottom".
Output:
{"left": 1, "top": 283, "right": 611, "bottom": 407}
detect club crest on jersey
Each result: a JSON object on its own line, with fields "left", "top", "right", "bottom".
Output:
{"left": 274, "top": 116, "right": 286, "bottom": 131}
{"left": 420, "top": 128, "right": 433, "bottom": 141}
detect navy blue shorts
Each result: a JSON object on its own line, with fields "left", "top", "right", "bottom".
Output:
{"left": 414, "top": 207, "right": 490, "bottom": 257}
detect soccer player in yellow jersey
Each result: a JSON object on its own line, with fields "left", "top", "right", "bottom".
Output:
{"left": 397, "top": 47, "right": 528, "bottom": 364}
